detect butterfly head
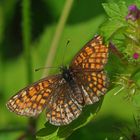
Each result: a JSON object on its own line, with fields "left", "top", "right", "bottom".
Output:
{"left": 59, "top": 65, "right": 67, "bottom": 72}
{"left": 59, "top": 66, "right": 73, "bottom": 82}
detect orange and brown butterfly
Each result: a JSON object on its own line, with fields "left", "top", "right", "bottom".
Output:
{"left": 6, "top": 35, "right": 109, "bottom": 126}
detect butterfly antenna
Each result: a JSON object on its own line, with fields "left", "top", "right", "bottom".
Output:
{"left": 35, "top": 66, "right": 58, "bottom": 72}
{"left": 62, "top": 40, "right": 70, "bottom": 66}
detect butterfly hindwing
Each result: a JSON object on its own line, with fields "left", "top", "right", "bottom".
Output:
{"left": 73, "top": 71, "right": 108, "bottom": 105}
{"left": 46, "top": 80, "right": 83, "bottom": 125}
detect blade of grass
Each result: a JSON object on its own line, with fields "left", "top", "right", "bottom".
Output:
{"left": 42, "top": 0, "right": 74, "bottom": 77}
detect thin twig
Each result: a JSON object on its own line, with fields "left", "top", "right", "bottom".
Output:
{"left": 42, "top": 0, "right": 74, "bottom": 77}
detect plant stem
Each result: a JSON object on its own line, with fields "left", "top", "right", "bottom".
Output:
{"left": 22, "top": 0, "right": 32, "bottom": 84}
{"left": 22, "top": 0, "right": 36, "bottom": 139}
{"left": 109, "top": 42, "right": 128, "bottom": 65}
{"left": 42, "top": 0, "right": 74, "bottom": 77}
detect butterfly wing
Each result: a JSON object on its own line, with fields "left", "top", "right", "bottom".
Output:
{"left": 6, "top": 75, "right": 62, "bottom": 117}
{"left": 70, "top": 35, "right": 109, "bottom": 105}
{"left": 70, "top": 35, "right": 108, "bottom": 71}
{"left": 6, "top": 35, "right": 109, "bottom": 126}
{"left": 46, "top": 80, "right": 83, "bottom": 126}
{"left": 73, "top": 71, "right": 108, "bottom": 105}
{"left": 7, "top": 74, "right": 83, "bottom": 126}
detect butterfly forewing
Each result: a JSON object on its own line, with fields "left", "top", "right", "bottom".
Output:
{"left": 70, "top": 35, "right": 108, "bottom": 71}
{"left": 6, "top": 75, "right": 62, "bottom": 116}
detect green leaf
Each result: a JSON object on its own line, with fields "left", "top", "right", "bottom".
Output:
{"left": 102, "top": 1, "right": 127, "bottom": 21}
{"left": 132, "top": 71, "right": 140, "bottom": 104}
{"left": 100, "top": 1, "right": 129, "bottom": 40}
{"left": 133, "top": 94, "right": 140, "bottom": 107}
{"left": 135, "top": 0, "right": 140, "bottom": 8}
{"left": 100, "top": 19, "right": 126, "bottom": 40}
{"left": 36, "top": 98, "right": 103, "bottom": 140}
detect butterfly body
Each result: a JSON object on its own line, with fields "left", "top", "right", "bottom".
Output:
{"left": 7, "top": 35, "right": 109, "bottom": 126}
{"left": 60, "top": 66, "right": 74, "bottom": 84}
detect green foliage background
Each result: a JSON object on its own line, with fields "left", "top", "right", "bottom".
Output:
{"left": 0, "top": 0, "right": 139, "bottom": 140}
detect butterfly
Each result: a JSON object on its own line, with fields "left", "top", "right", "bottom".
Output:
{"left": 6, "top": 35, "right": 109, "bottom": 126}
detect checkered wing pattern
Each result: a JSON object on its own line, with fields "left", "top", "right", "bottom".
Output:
{"left": 6, "top": 35, "right": 109, "bottom": 126}
{"left": 6, "top": 75, "right": 61, "bottom": 117}
{"left": 73, "top": 71, "right": 108, "bottom": 105}
{"left": 70, "top": 35, "right": 109, "bottom": 105}
{"left": 70, "top": 35, "right": 108, "bottom": 71}
{"left": 6, "top": 75, "right": 83, "bottom": 125}
{"left": 46, "top": 81, "right": 83, "bottom": 125}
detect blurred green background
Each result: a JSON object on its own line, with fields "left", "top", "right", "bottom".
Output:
{"left": 0, "top": 0, "right": 137, "bottom": 140}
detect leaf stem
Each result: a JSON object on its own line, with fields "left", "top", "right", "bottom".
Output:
{"left": 42, "top": 0, "right": 74, "bottom": 77}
